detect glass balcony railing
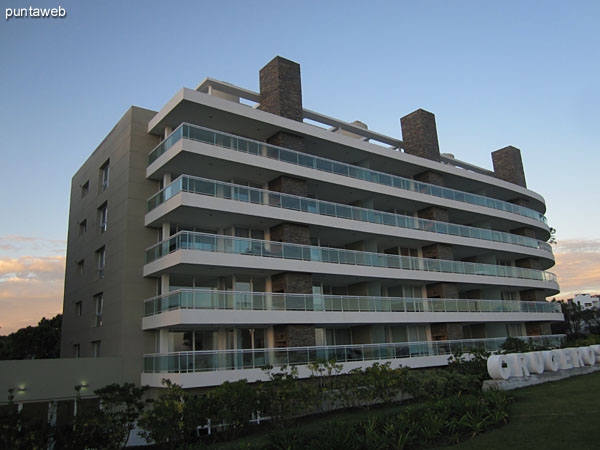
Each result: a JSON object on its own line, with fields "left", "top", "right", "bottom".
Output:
{"left": 147, "top": 175, "right": 553, "bottom": 253}
{"left": 148, "top": 123, "right": 548, "bottom": 225}
{"left": 144, "top": 231, "right": 558, "bottom": 283}
{"left": 143, "top": 334, "right": 566, "bottom": 373}
{"left": 143, "top": 288, "right": 562, "bottom": 317}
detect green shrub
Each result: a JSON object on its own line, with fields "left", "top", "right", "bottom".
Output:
{"left": 0, "top": 401, "right": 50, "bottom": 450}
{"left": 258, "top": 366, "right": 310, "bottom": 427}
{"left": 571, "top": 333, "right": 600, "bottom": 346}
{"left": 266, "top": 429, "right": 308, "bottom": 450}
{"left": 139, "top": 379, "right": 207, "bottom": 450}
{"left": 304, "top": 421, "right": 361, "bottom": 450}
{"left": 209, "top": 380, "right": 258, "bottom": 439}
{"left": 93, "top": 382, "right": 148, "bottom": 449}
{"left": 447, "top": 349, "right": 490, "bottom": 383}
{"left": 307, "top": 360, "right": 343, "bottom": 413}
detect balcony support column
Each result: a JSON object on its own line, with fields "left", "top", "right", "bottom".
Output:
{"left": 161, "top": 222, "right": 170, "bottom": 241}
{"left": 158, "top": 329, "right": 169, "bottom": 353}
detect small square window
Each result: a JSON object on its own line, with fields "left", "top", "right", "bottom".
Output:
{"left": 77, "top": 259, "right": 84, "bottom": 275}
{"left": 100, "top": 160, "right": 110, "bottom": 192}
{"left": 73, "top": 344, "right": 80, "bottom": 358}
{"left": 78, "top": 219, "right": 87, "bottom": 236}
{"left": 98, "top": 203, "right": 107, "bottom": 233}
{"left": 91, "top": 340, "right": 101, "bottom": 358}
{"left": 81, "top": 181, "right": 89, "bottom": 198}
{"left": 75, "top": 301, "right": 82, "bottom": 317}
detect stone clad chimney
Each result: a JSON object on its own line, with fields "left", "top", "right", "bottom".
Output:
{"left": 259, "top": 56, "right": 314, "bottom": 340}
{"left": 400, "top": 109, "right": 441, "bottom": 162}
{"left": 258, "top": 56, "right": 303, "bottom": 122}
{"left": 491, "top": 146, "right": 527, "bottom": 188}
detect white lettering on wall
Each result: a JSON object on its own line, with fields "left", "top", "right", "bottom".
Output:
{"left": 487, "top": 345, "right": 600, "bottom": 380}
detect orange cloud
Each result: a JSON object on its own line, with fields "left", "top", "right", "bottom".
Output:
{"left": 0, "top": 255, "right": 65, "bottom": 278}
{"left": 551, "top": 239, "right": 600, "bottom": 300}
{"left": 0, "top": 255, "right": 65, "bottom": 335}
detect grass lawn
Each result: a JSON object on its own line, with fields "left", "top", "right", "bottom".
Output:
{"left": 432, "top": 371, "right": 600, "bottom": 450}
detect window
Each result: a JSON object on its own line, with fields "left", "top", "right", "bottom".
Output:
{"left": 96, "top": 247, "right": 105, "bottom": 279}
{"left": 92, "top": 340, "right": 101, "bottom": 358}
{"left": 81, "top": 181, "right": 89, "bottom": 198}
{"left": 98, "top": 203, "right": 107, "bottom": 233}
{"left": 501, "top": 291, "right": 519, "bottom": 301}
{"left": 507, "top": 323, "right": 523, "bottom": 337}
{"left": 78, "top": 219, "right": 87, "bottom": 236}
{"left": 94, "top": 293, "right": 103, "bottom": 327}
{"left": 74, "top": 301, "right": 82, "bottom": 317}
{"left": 73, "top": 344, "right": 80, "bottom": 358}
{"left": 77, "top": 259, "right": 84, "bottom": 275}
{"left": 100, "top": 160, "right": 110, "bottom": 192}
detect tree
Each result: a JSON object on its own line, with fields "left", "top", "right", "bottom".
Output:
{"left": 208, "top": 380, "right": 257, "bottom": 439}
{"left": 138, "top": 379, "right": 206, "bottom": 450}
{"left": 0, "top": 314, "right": 62, "bottom": 360}
{"left": 0, "top": 390, "right": 49, "bottom": 450}
{"left": 258, "top": 366, "right": 310, "bottom": 427}
{"left": 549, "top": 227, "right": 557, "bottom": 245}
{"left": 52, "top": 383, "right": 147, "bottom": 450}
{"left": 94, "top": 383, "right": 148, "bottom": 449}
{"left": 561, "top": 301, "right": 588, "bottom": 336}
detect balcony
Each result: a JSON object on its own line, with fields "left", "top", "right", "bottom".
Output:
{"left": 143, "top": 289, "right": 562, "bottom": 317}
{"left": 147, "top": 123, "right": 548, "bottom": 225}
{"left": 145, "top": 232, "right": 558, "bottom": 283}
{"left": 148, "top": 175, "right": 553, "bottom": 254}
{"left": 143, "top": 334, "right": 565, "bottom": 374}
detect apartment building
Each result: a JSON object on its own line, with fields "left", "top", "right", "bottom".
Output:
{"left": 60, "top": 56, "right": 563, "bottom": 388}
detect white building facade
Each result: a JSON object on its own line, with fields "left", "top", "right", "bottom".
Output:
{"left": 60, "top": 56, "right": 563, "bottom": 389}
{"left": 573, "top": 294, "right": 600, "bottom": 310}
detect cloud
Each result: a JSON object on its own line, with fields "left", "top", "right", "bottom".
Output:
{"left": 0, "top": 254, "right": 65, "bottom": 335}
{"left": 0, "top": 255, "right": 65, "bottom": 281}
{"left": 551, "top": 239, "right": 600, "bottom": 300}
{"left": 0, "top": 235, "right": 66, "bottom": 258}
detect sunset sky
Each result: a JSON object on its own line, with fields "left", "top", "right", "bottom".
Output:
{"left": 1, "top": 0, "right": 599, "bottom": 334}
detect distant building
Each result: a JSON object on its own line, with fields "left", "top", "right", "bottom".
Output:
{"left": 572, "top": 294, "right": 600, "bottom": 310}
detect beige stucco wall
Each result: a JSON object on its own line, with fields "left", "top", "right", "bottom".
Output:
{"left": 0, "top": 357, "right": 125, "bottom": 404}
{"left": 60, "top": 106, "right": 159, "bottom": 384}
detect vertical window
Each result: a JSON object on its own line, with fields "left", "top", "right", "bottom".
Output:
{"left": 501, "top": 291, "right": 519, "bottom": 301}
{"left": 96, "top": 247, "right": 105, "bottom": 279}
{"left": 94, "top": 293, "right": 103, "bottom": 327}
{"left": 77, "top": 259, "right": 85, "bottom": 275}
{"left": 74, "top": 301, "right": 82, "bottom": 317}
{"left": 73, "top": 344, "right": 80, "bottom": 358}
{"left": 100, "top": 160, "right": 110, "bottom": 192}
{"left": 81, "top": 181, "right": 89, "bottom": 198}
{"left": 92, "top": 340, "right": 101, "bottom": 358}
{"left": 78, "top": 219, "right": 87, "bottom": 236}
{"left": 98, "top": 203, "right": 108, "bottom": 233}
